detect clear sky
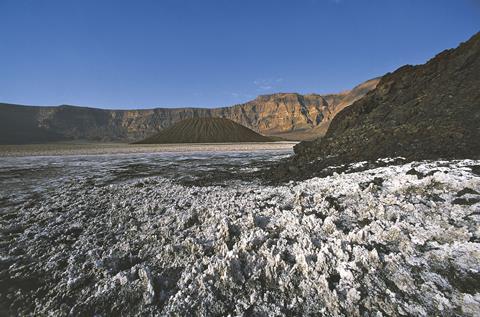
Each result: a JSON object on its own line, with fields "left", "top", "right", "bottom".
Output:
{"left": 1, "top": 0, "right": 479, "bottom": 109}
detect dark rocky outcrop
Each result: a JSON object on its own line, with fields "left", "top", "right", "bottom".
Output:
{"left": 280, "top": 32, "right": 480, "bottom": 179}
{"left": 136, "top": 117, "right": 273, "bottom": 143}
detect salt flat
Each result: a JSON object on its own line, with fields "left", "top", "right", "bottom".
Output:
{"left": 0, "top": 141, "right": 296, "bottom": 157}
{"left": 1, "top": 153, "right": 479, "bottom": 316}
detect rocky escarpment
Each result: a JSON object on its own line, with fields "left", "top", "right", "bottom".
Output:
{"left": 0, "top": 79, "right": 378, "bottom": 144}
{"left": 284, "top": 32, "right": 480, "bottom": 179}
{"left": 136, "top": 118, "right": 274, "bottom": 144}
{"left": 314, "top": 78, "right": 381, "bottom": 136}
{"left": 260, "top": 79, "right": 380, "bottom": 141}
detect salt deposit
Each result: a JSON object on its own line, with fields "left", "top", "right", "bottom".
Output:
{"left": 1, "top": 158, "right": 479, "bottom": 316}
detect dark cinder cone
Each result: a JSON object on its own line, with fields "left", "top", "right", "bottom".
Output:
{"left": 135, "top": 117, "right": 274, "bottom": 144}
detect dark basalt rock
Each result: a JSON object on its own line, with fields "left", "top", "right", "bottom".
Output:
{"left": 285, "top": 32, "right": 480, "bottom": 177}
{"left": 470, "top": 165, "right": 480, "bottom": 176}
{"left": 456, "top": 187, "right": 480, "bottom": 196}
{"left": 452, "top": 197, "right": 480, "bottom": 206}
{"left": 406, "top": 168, "right": 437, "bottom": 179}
{"left": 359, "top": 177, "right": 384, "bottom": 190}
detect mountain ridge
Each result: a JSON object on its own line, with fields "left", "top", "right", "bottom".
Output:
{"left": 0, "top": 78, "right": 379, "bottom": 144}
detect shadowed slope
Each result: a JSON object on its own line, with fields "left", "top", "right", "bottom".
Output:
{"left": 294, "top": 32, "right": 480, "bottom": 163}
{"left": 0, "top": 104, "right": 65, "bottom": 144}
{"left": 136, "top": 118, "right": 274, "bottom": 143}
{"left": 265, "top": 32, "right": 480, "bottom": 182}
{"left": 275, "top": 77, "right": 380, "bottom": 140}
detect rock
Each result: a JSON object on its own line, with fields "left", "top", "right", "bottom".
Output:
{"left": 406, "top": 167, "right": 432, "bottom": 179}
{"left": 138, "top": 266, "right": 156, "bottom": 305}
{"left": 291, "top": 32, "right": 480, "bottom": 170}
{"left": 456, "top": 187, "right": 480, "bottom": 196}
{"left": 470, "top": 165, "right": 480, "bottom": 176}
{"left": 452, "top": 197, "right": 480, "bottom": 206}
{"left": 0, "top": 79, "right": 379, "bottom": 144}
{"left": 359, "top": 177, "right": 384, "bottom": 190}
{"left": 461, "top": 294, "right": 480, "bottom": 316}
{"left": 288, "top": 165, "right": 299, "bottom": 174}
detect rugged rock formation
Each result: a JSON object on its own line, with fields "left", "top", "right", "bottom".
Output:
{"left": 220, "top": 93, "right": 328, "bottom": 138}
{"left": 0, "top": 79, "right": 378, "bottom": 144}
{"left": 228, "top": 78, "right": 379, "bottom": 140}
{"left": 291, "top": 32, "right": 480, "bottom": 171}
{"left": 136, "top": 118, "right": 274, "bottom": 143}
{"left": 312, "top": 78, "right": 381, "bottom": 136}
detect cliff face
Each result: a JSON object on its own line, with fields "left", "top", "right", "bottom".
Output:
{"left": 0, "top": 79, "right": 378, "bottom": 144}
{"left": 294, "top": 32, "right": 480, "bottom": 164}
{"left": 213, "top": 93, "right": 329, "bottom": 136}
{"left": 303, "top": 78, "right": 381, "bottom": 137}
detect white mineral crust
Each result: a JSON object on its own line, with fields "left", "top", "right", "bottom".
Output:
{"left": 1, "top": 159, "right": 479, "bottom": 316}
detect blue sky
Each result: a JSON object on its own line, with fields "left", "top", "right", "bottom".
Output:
{"left": 0, "top": 0, "right": 479, "bottom": 109}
